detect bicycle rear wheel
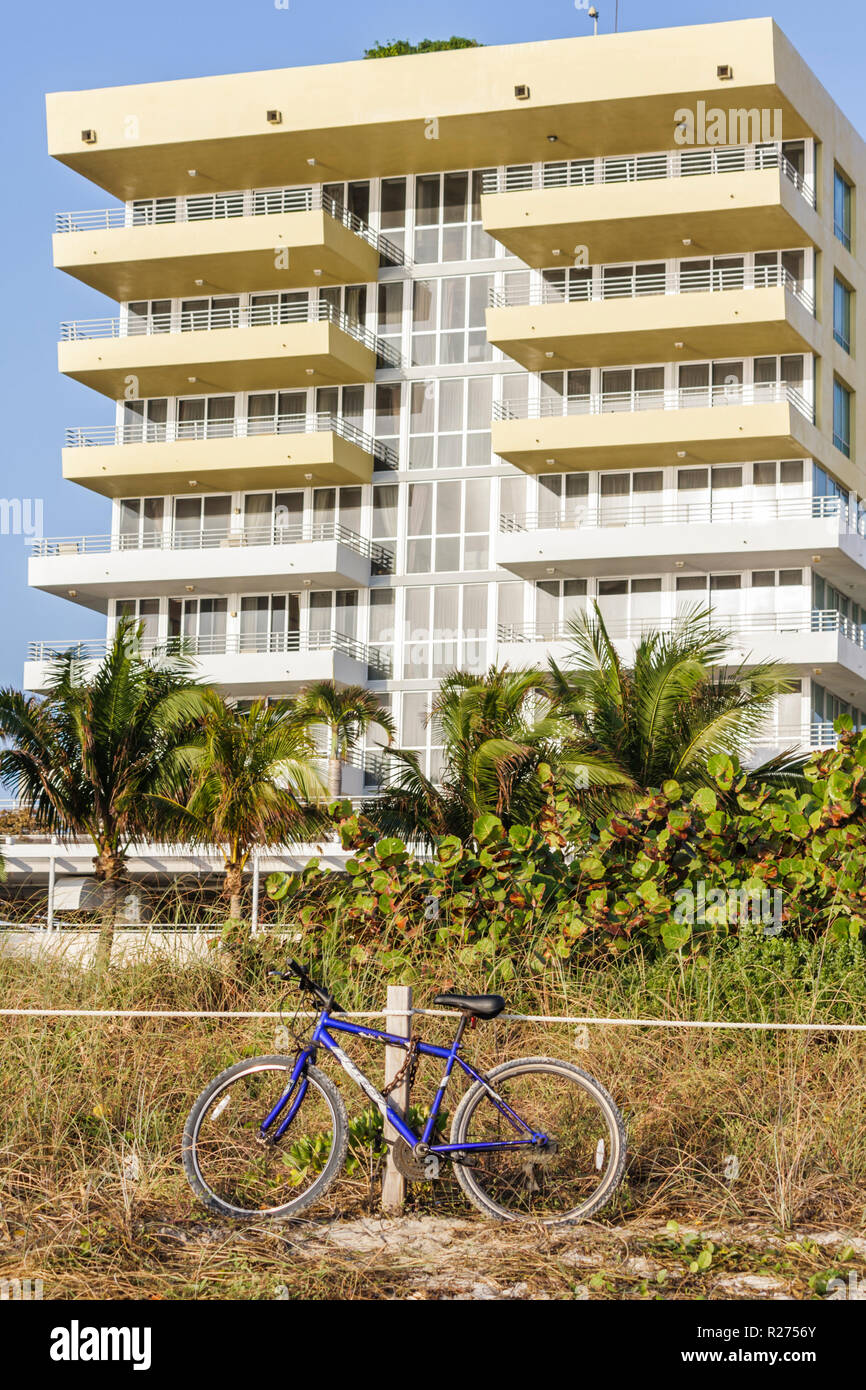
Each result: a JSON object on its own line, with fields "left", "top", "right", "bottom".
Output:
{"left": 182, "top": 1055, "right": 348, "bottom": 1219}
{"left": 450, "top": 1056, "right": 626, "bottom": 1225}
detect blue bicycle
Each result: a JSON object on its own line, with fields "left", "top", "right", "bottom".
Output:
{"left": 182, "top": 959, "right": 627, "bottom": 1225}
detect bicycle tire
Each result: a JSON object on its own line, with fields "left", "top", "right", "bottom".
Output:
{"left": 449, "top": 1055, "right": 627, "bottom": 1226}
{"left": 182, "top": 1055, "right": 348, "bottom": 1220}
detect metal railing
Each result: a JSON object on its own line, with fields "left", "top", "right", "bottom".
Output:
{"left": 500, "top": 495, "right": 866, "bottom": 536}
{"left": 30, "top": 522, "right": 394, "bottom": 570}
{"left": 27, "top": 629, "right": 389, "bottom": 670}
{"left": 60, "top": 299, "right": 402, "bottom": 365}
{"left": 55, "top": 187, "right": 404, "bottom": 263}
{"left": 493, "top": 380, "right": 813, "bottom": 422}
{"left": 489, "top": 263, "right": 815, "bottom": 314}
{"left": 497, "top": 609, "right": 866, "bottom": 648}
{"left": 482, "top": 142, "right": 816, "bottom": 207}
{"left": 64, "top": 411, "right": 398, "bottom": 469}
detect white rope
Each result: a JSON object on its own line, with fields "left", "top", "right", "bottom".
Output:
{"left": 0, "top": 1007, "right": 864, "bottom": 1032}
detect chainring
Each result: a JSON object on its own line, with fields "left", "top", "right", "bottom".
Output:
{"left": 392, "top": 1139, "right": 438, "bottom": 1182}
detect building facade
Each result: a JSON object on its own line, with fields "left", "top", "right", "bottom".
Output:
{"left": 30, "top": 19, "right": 866, "bottom": 790}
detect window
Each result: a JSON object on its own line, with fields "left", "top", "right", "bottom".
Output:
{"left": 122, "top": 398, "right": 167, "bottom": 443}
{"left": 834, "top": 168, "right": 853, "bottom": 250}
{"left": 534, "top": 579, "right": 588, "bottom": 635}
{"left": 118, "top": 497, "right": 165, "bottom": 549}
{"left": 379, "top": 177, "right": 407, "bottom": 258}
{"left": 173, "top": 494, "right": 230, "bottom": 547}
{"left": 403, "top": 584, "right": 489, "bottom": 679}
{"left": 368, "top": 591, "right": 396, "bottom": 680}
{"left": 374, "top": 383, "right": 402, "bottom": 464}
{"left": 239, "top": 595, "right": 300, "bottom": 652}
{"left": 243, "top": 490, "right": 302, "bottom": 543}
{"left": 409, "top": 377, "right": 492, "bottom": 469}
{"left": 833, "top": 378, "right": 852, "bottom": 457}
{"left": 377, "top": 282, "right": 404, "bottom": 357}
{"left": 538, "top": 472, "right": 589, "bottom": 523}
{"left": 170, "top": 597, "right": 227, "bottom": 653}
{"left": 411, "top": 274, "right": 491, "bottom": 365}
{"left": 413, "top": 171, "right": 499, "bottom": 264}
{"left": 115, "top": 598, "right": 160, "bottom": 644}
{"left": 406, "top": 479, "right": 491, "bottom": 573}
{"left": 834, "top": 276, "right": 852, "bottom": 353}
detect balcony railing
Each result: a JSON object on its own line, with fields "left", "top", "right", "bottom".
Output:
{"left": 55, "top": 187, "right": 405, "bottom": 264}
{"left": 60, "top": 299, "right": 402, "bottom": 365}
{"left": 498, "top": 609, "right": 866, "bottom": 648}
{"left": 482, "top": 142, "right": 816, "bottom": 207}
{"left": 489, "top": 263, "right": 815, "bottom": 314}
{"left": 64, "top": 411, "right": 398, "bottom": 470}
{"left": 500, "top": 495, "right": 866, "bottom": 536}
{"left": 30, "top": 522, "right": 394, "bottom": 571}
{"left": 28, "top": 629, "right": 389, "bottom": 671}
{"left": 493, "top": 380, "right": 813, "bottom": 422}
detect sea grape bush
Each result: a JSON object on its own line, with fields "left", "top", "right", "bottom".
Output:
{"left": 266, "top": 722, "right": 866, "bottom": 961}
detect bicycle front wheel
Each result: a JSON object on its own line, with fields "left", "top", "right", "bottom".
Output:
{"left": 450, "top": 1056, "right": 626, "bottom": 1225}
{"left": 182, "top": 1055, "right": 348, "bottom": 1219}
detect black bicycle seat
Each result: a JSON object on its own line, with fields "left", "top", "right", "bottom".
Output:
{"left": 433, "top": 992, "right": 506, "bottom": 1019}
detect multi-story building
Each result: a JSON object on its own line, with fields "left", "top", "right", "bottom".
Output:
{"left": 28, "top": 18, "right": 866, "bottom": 790}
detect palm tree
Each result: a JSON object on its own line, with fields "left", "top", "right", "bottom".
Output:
{"left": 0, "top": 621, "right": 207, "bottom": 963}
{"left": 548, "top": 604, "right": 802, "bottom": 797}
{"left": 153, "top": 693, "right": 324, "bottom": 921}
{"left": 292, "top": 681, "right": 395, "bottom": 800}
{"left": 371, "top": 666, "right": 630, "bottom": 843}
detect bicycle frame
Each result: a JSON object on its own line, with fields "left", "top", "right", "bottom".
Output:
{"left": 260, "top": 1007, "right": 548, "bottom": 1156}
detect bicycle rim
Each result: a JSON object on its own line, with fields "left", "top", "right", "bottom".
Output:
{"left": 188, "top": 1061, "right": 341, "bottom": 1216}
{"left": 452, "top": 1059, "right": 625, "bottom": 1224}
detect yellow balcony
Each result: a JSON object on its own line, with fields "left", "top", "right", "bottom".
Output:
{"left": 53, "top": 192, "right": 390, "bottom": 300}
{"left": 481, "top": 147, "right": 818, "bottom": 268}
{"left": 62, "top": 413, "right": 390, "bottom": 497}
{"left": 487, "top": 270, "right": 817, "bottom": 372}
{"left": 58, "top": 303, "right": 388, "bottom": 398}
{"left": 491, "top": 382, "right": 819, "bottom": 474}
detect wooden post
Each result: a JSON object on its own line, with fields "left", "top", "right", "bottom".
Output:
{"left": 381, "top": 983, "right": 412, "bottom": 1213}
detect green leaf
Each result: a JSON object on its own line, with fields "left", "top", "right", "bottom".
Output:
{"left": 265, "top": 871, "right": 290, "bottom": 901}
{"left": 473, "top": 813, "right": 503, "bottom": 844}
{"left": 691, "top": 787, "right": 717, "bottom": 814}
{"left": 661, "top": 920, "right": 691, "bottom": 951}
{"left": 374, "top": 837, "right": 408, "bottom": 862}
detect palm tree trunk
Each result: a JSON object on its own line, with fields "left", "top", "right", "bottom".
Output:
{"left": 328, "top": 755, "right": 342, "bottom": 799}
{"left": 93, "top": 850, "right": 126, "bottom": 972}
{"left": 224, "top": 862, "right": 244, "bottom": 923}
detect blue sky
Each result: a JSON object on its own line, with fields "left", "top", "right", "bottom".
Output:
{"left": 1, "top": 0, "right": 864, "bottom": 688}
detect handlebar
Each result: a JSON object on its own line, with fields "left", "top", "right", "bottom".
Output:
{"left": 268, "top": 957, "right": 341, "bottom": 1011}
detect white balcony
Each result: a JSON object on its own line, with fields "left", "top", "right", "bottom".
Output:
{"left": 496, "top": 609, "right": 866, "bottom": 690}
{"left": 24, "top": 630, "right": 387, "bottom": 698}
{"left": 497, "top": 496, "right": 866, "bottom": 589}
{"left": 29, "top": 523, "right": 392, "bottom": 609}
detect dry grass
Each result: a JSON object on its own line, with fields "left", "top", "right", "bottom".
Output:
{"left": 0, "top": 947, "right": 864, "bottom": 1299}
